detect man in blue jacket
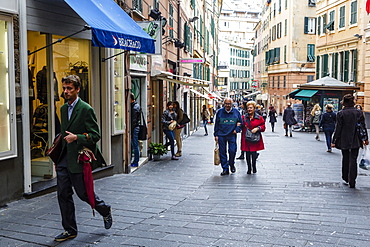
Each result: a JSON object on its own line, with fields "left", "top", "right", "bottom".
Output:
{"left": 214, "top": 98, "right": 242, "bottom": 175}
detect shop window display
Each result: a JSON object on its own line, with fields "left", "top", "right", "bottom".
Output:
{"left": 0, "top": 19, "right": 15, "bottom": 156}
{"left": 28, "top": 31, "right": 90, "bottom": 180}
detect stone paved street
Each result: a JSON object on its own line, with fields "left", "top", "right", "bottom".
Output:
{"left": 2, "top": 117, "right": 370, "bottom": 246}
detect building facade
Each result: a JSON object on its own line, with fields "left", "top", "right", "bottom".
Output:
{"left": 217, "top": 0, "right": 261, "bottom": 102}
{"left": 316, "top": 0, "right": 365, "bottom": 107}
{"left": 254, "top": 0, "right": 316, "bottom": 114}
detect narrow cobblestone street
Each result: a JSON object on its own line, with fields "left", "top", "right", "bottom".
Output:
{"left": 2, "top": 118, "right": 370, "bottom": 246}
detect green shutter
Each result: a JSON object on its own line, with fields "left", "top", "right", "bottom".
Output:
{"left": 322, "top": 54, "right": 329, "bottom": 77}
{"left": 343, "top": 51, "right": 349, "bottom": 82}
{"left": 353, "top": 49, "right": 357, "bottom": 82}
{"left": 333, "top": 53, "right": 338, "bottom": 79}
{"left": 318, "top": 16, "right": 321, "bottom": 35}
{"left": 331, "top": 54, "right": 335, "bottom": 78}
{"left": 316, "top": 56, "right": 320, "bottom": 79}
{"left": 304, "top": 17, "right": 308, "bottom": 34}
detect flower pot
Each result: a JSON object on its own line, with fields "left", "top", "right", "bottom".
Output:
{"left": 153, "top": 154, "right": 161, "bottom": 161}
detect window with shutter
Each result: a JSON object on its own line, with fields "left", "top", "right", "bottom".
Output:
{"left": 339, "top": 6, "right": 345, "bottom": 28}
{"left": 316, "top": 56, "right": 320, "bottom": 79}
{"left": 344, "top": 51, "right": 349, "bottom": 82}
{"left": 352, "top": 49, "right": 357, "bottom": 82}
{"left": 350, "top": 1, "right": 357, "bottom": 25}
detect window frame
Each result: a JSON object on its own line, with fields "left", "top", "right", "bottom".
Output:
{"left": 0, "top": 15, "right": 17, "bottom": 160}
{"left": 339, "top": 6, "right": 345, "bottom": 29}
{"left": 350, "top": 0, "right": 357, "bottom": 25}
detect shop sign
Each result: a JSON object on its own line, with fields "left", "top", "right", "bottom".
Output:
{"left": 137, "top": 21, "right": 162, "bottom": 55}
{"left": 179, "top": 58, "right": 204, "bottom": 63}
{"left": 130, "top": 54, "right": 147, "bottom": 72}
{"left": 251, "top": 80, "right": 258, "bottom": 88}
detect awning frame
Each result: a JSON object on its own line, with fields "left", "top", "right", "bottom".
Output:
{"left": 28, "top": 25, "right": 91, "bottom": 56}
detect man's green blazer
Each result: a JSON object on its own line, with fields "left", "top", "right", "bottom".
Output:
{"left": 57, "top": 99, "right": 106, "bottom": 173}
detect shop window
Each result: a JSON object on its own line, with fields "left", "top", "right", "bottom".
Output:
{"left": 0, "top": 17, "right": 16, "bottom": 160}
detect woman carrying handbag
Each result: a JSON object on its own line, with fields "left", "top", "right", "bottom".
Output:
{"left": 241, "top": 101, "right": 265, "bottom": 174}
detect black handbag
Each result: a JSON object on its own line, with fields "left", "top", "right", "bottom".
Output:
{"left": 245, "top": 128, "right": 260, "bottom": 143}
{"left": 357, "top": 116, "right": 367, "bottom": 142}
{"left": 179, "top": 112, "right": 190, "bottom": 125}
{"left": 138, "top": 111, "right": 147, "bottom": 140}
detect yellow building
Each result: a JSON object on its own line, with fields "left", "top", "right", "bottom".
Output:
{"left": 254, "top": 0, "right": 316, "bottom": 114}
{"left": 316, "top": 0, "right": 366, "bottom": 107}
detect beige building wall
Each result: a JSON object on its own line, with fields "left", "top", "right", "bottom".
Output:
{"left": 316, "top": 0, "right": 366, "bottom": 108}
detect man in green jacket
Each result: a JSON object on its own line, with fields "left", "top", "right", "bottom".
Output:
{"left": 54, "top": 75, "right": 112, "bottom": 242}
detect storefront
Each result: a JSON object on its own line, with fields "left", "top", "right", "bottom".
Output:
{"left": 21, "top": 0, "right": 154, "bottom": 196}
{"left": 288, "top": 76, "right": 359, "bottom": 130}
{"left": 0, "top": 0, "right": 24, "bottom": 206}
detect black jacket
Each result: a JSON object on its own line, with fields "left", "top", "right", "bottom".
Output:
{"left": 319, "top": 111, "right": 336, "bottom": 130}
{"left": 162, "top": 109, "right": 177, "bottom": 130}
{"left": 332, "top": 107, "right": 367, "bottom": 150}
{"left": 283, "top": 107, "right": 297, "bottom": 125}
{"left": 131, "top": 101, "right": 141, "bottom": 130}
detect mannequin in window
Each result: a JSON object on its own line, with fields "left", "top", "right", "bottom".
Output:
{"left": 36, "top": 66, "right": 60, "bottom": 104}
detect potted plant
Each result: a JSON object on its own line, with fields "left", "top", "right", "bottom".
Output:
{"left": 149, "top": 142, "right": 168, "bottom": 161}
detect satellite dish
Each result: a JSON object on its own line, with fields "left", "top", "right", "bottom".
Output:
{"left": 310, "top": 0, "right": 317, "bottom": 4}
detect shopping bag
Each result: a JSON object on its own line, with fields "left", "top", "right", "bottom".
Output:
{"left": 359, "top": 146, "right": 370, "bottom": 170}
{"left": 214, "top": 142, "right": 220, "bottom": 166}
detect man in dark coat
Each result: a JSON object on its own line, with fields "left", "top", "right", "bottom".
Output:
{"left": 54, "top": 75, "right": 112, "bottom": 242}
{"left": 283, "top": 103, "right": 297, "bottom": 137}
{"left": 131, "top": 93, "right": 141, "bottom": 167}
{"left": 332, "top": 94, "right": 369, "bottom": 188}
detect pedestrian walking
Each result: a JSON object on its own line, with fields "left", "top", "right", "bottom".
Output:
{"left": 311, "top": 104, "right": 322, "bottom": 141}
{"left": 214, "top": 98, "right": 242, "bottom": 176}
{"left": 268, "top": 105, "right": 277, "bottom": 132}
{"left": 130, "top": 93, "right": 141, "bottom": 167}
{"left": 201, "top": 105, "right": 210, "bottom": 136}
{"left": 209, "top": 106, "right": 215, "bottom": 124}
{"left": 172, "top": 101, "right": 184, "bottom": 157}
{"left": 332, "top": 94, "right": 369, "bottom": 188}
{"left": 54, "top": 75, "right": 112, "bottom": 242}
{"left": 319, "top": 104, "right": 336, "bottom": 152}
{"left": 241, "top": 101, "right": 265, "bottom": 174}
{"left": 283, "top": 102, "right": 297, "bottom": 137}
{"left": 162, "top": 101, "right": 179, "bottom": 160}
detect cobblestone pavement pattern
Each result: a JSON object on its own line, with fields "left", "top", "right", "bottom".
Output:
{"left": 2, "top": 117, "right": 370, "bottom": 246}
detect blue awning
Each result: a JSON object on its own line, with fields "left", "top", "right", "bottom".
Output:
{"left": 64, "top": 0, "right": 155, "bottom": 54}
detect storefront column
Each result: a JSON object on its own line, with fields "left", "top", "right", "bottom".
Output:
{"left": 20, "top": 0, "right": 32, "bottom": 193}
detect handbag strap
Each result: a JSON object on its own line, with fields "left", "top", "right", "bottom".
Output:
{"left": 140, "top": 110, "right": 147, "bottom": 127}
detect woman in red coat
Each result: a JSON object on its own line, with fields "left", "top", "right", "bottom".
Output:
{"left": 241, "top": 101, "right": 266, "bottom": 174}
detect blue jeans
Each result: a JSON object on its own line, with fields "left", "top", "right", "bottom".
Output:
{"left": 131, "top": 127, "right": 140, "bottom": 164}
{"left": 164, "top": 129, "right": 175, "bottom": 156}
{"left": 218, "top": 134, "right": 237, "bottom": 171}
{"left": 203, "top": 120, "right": 208, "bottom": 134}
{"left": 324, "top": 128, "right": 334, "bottom": 150}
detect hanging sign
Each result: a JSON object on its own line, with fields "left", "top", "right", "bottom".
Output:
{"left": 179, "top": 58, "right": 205, "bottom": 63}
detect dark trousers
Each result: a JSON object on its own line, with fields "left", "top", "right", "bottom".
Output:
{"left": 218, "top": 134, "right": 237, "bottom": 170}
{"left": 246, "top": 151, "right": 257, "bottom": 172}
{"left": 270, "top": 122, "right": 275, "bottom": 132}
{"left": 341, "top": 148, "right": 359, "bottom": 186}
{"left": 324, "top": 128, "right": 334, "bottom": 150}
{"left": 203, "top": 120, "right": 208, "bottom": 134}
{"left": 57, "top": 155, "right": 110, "bottom": 234}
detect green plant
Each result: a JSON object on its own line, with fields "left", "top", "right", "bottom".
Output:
{"left": 149, "top": 142, "right": 168, "bottom": 156}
